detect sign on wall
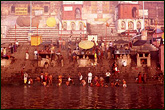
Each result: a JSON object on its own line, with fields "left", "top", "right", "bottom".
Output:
{"left": 15, "top": 7, "right": 28, "bottom": 15}
{"left": 64, "top": 6, "right": 73, "bottom": 11}
{"left": 35, "top": 10, "right": 43, "bottom": 16}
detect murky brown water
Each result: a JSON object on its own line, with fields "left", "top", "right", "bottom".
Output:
{"left": 1, "top": 84, "right": 164, "bottom": 109}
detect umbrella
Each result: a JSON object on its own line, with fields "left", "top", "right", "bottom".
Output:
{"left": 79, "top": 40, "right": 94, "bottom": 49}
{"left": 133, "top": 40, "right": 147, "bottom": 46}
{"left": 114, "top": 39, "right": 129, "bottom": 44}
{"left": 161, "top": 33, "right": 164, "bottom": 40}
{"left": 155, "top": 28, "right": 163, "bottom": 34}
{"left": 46, "top": 17, "right": 56, "bottom": 27}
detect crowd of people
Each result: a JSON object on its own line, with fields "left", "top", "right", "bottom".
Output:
{"left": 22, "top": 69, "right": 128, "bottom": 88}
{"left": 20, "top": 37, "right": 151, "bottom": 87}
{"left": 1, "top": 41, "right": 19, "bottom": 59}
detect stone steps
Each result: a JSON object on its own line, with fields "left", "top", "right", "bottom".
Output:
{"left": 3, "top": 27, "right": 59, "bottom": 43}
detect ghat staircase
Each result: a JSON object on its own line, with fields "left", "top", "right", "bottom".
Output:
{"left": 1, "top": 27, "right": 59, "bottom": 43}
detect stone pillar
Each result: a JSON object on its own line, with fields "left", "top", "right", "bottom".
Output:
{"left": 137, "top": 53, "right": 141, "bottom": 67}
{"left": 126, "top": 19, "right": 128, "bottom": 30}
{"left": 134, "top": 20, "right": 137, "bottom": 30}
{"left": 147, "top": 54, "right": 151, "bottom": 67}
{"left": 127, "top": 54, "right": 131, "bottom": 66}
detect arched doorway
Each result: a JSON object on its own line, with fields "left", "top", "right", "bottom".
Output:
{"left": 75, "top": 8, "right": 81, "bottom": 19}
{"left": 137, "top": 21, "right": 141, "bottom": 29}
{"left": 79, "top": 22, "right": 83, "bottom": 30}
{"left": 121, "top": 21, "right": 126, "bottom": 30}
{"left": 128, "top": 21, "right": 134, "bottom": 30}
{"left": 63, "top": 22, "right": 67, "bottom": 30}
{"left": 132, "top": 7, "right": 137, "bottom": 18}
{"left": 71, "top": 22, "right": 76, "bottom": 30}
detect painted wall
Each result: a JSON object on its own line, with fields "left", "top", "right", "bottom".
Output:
{"left": 62, "top": 4, "right": 82, "bottom": 20}
{"left": 117, "top": 4, "right": 139, "bottom": 19}
{"left": 116, "top": 19, "right": 144, "bottom": 33}
{"left": 159, "top": 44, "right": 164, "bottom": 74}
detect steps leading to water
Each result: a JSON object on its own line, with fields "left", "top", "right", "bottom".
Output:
{"left": 1, "top": 27, "right": 59, "bottom": 43}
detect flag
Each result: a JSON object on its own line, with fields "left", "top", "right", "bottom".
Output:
{"left": 106, "top": 23, "right": 109, "bottom": 27}
{"left": 84, "top": 23, "right": 86, "bottom": 28}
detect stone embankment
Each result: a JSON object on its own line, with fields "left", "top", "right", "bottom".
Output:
{"left": 1, "top": 42, "right": 163, "bottom": 86}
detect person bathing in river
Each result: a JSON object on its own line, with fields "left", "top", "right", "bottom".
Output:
{"left": 88, "top": 71, "right": 93, "bottom": 84}
{"left": 58, "top": 75, "right": 63, "bottom": 86}
{"left": 81, "top": 80, "right": 86, "bottom": 86}
{"left": 115, "top": 79, "right": 120, "bottom": 87}
{"left": 78, "top": 72, "right": 83, "bottom": 84}
{"left": 122, "top": 79, "right": 127, "bottom": 88}
{"left": 94, "top": 76, "right": 100, "bottom": 87}
{"left": 28, "top": 77, "right": 33, "bottom": 85}
{"left": 111, "top": 81, "right": 115, "bottom": 87}
{"left": 40, "top": 72, "right": 44, "bottom": 83}
{"left": 24, "top": 72, "right": 28, "bottom": 84}
{"left": 66, "top": 75, "right": 74, "bottom": 86}
{"left": 48, "top": 74, "right": 53, "bottom": 85}
{"left": 105, "top": 70, "right": 111, "bottom": 86}
{"left": 138, "top": 72, "right": 142, "bottom": 83}
{"left": 100, "top": 76, "right": 104, "bottom": 87}
{"left": 44, "top": 72, "right": 49, "bottom": 85}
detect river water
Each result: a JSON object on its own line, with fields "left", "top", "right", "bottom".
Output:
{"left": 1, "top": 84, "right": 164, "bottom": 109}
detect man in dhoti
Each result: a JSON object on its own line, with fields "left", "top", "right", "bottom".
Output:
{"left": 88, "top": 71, "right": 93, "bottom": 84}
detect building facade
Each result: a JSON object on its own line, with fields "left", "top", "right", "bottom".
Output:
{"left": 1, "top": 1, "right": 164, "bottom": 39}
{"left": 115, "top": 1, "right": 145, "bottom": 33}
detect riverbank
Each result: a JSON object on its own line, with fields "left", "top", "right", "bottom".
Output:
{"left": 1, "top": 42, "right": 163, "bottom": 86}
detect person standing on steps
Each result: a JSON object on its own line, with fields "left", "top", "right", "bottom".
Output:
{"left": 13, "top": 43, "right": 16, "bottom": 52}
{"left": 9, "top": 43, "right": 13, "bottom": 54}
{"left": 3, "top": 47, "right": 6, "bottom": 57}
{"left": 25, "top": 50, "right": 29, "bottom": 60}
{"left": 34, "top": 49, "right": 38, "bottom": 60}
{"left": 88, "top": 71, "right": 93, "bottom": 84}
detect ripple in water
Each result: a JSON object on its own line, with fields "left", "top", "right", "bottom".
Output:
{"left": 1, "top": 84, "right": 164, "bottom": 109}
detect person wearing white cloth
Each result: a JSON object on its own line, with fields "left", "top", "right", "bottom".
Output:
{"left": 105, "top": 70, "right": 111, "bottom": 84}
{"left": 122, "top": 60, "right": 127, "bottom": 67}
{"left": 25, "top": 51, "right": 29, "bottom": 60}
{"left": 34, "top": 49, "right": 38, "bottom": 60}
{"left": 88, "top": 72, "right": 92, "bottom": 84}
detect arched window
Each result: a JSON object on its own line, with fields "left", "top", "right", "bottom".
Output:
{"left": 137, "top": 21, "right": 141, "bottom": 29}
{"left": 132, "top": 7, "right": 137, "bottom": 18}
{"left": 63, "top": 22, "right": 67, "bottom": 30}
{"left": 75, "top": 8, "right": 81, "bottom": 19}
{"left": 71, "top": 22, "right": 76, "bottom": 30}
{"left": 128, "top": 21, "right": 134, "bottom": 30}
{"left": 121, "top": 21, "right": 126, "bottom": 30}
{"left": 79, "top": 22, "right": 83, "bottom": 30}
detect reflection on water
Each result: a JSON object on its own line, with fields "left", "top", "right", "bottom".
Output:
{"left": 1, "top": 84, "right": 164, "bottom": 109}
